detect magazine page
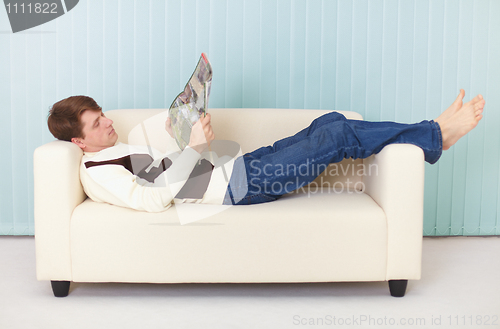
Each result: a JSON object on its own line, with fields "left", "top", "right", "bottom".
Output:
{"left": 168, "top": 53, "right": 213, "bottom": 150}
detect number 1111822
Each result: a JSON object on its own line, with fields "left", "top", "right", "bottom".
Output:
{"left": 6, "top": 2, "right": 58, "bottom": 14}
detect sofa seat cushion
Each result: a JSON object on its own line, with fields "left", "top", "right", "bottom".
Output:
{"left": 70, "top": 189, "right": 387, "bottom": 283}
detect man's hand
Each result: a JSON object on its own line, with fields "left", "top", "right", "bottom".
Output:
{"left": 188, "top": 113, "right": 215, "bottom": 154}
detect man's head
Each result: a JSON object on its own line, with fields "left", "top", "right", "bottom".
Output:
{"left": 47, "top": 96, "right": 118, "bottom": 152}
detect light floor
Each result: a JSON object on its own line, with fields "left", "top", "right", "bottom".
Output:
{"left": 1, "top": 236, "right": 499, "bottom": 329}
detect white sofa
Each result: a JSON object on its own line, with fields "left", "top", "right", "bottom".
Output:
{"left": 34, "top": 108, "right": 425, "bottom": 298}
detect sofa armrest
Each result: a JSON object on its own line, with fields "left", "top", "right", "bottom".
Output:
{"left": 363, "top": 144, "right": 425, "bottom": 280}
{"left": 34, "top": 140, "right": 86, "bottom": 281}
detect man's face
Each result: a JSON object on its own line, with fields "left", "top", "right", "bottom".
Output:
{"left": 71, "top": 110, "right": 118, "bottom": 152}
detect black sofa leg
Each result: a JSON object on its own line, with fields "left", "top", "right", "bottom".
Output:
{"left": 51, "top": 280, "right": 71, "bottom": 297}
{"left": 388, "top": 280, "right": 408, "bottom": 297}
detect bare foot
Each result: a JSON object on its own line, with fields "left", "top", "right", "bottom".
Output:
{"left": 435, "top": 89, "right": 465, "bottom": 123}
{"left": 435, "top": 92, "right": 485, "bottom": 150}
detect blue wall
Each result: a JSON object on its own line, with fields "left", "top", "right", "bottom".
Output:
{"left": 0, "top": 0, "right": 499, "bottom": 235}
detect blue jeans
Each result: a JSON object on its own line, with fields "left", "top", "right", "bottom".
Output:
{"left": 223, "top": 112, "right": 442, "bottom": 205}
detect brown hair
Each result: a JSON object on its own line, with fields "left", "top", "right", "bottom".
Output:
{"left": 47, "top": 96, "right": 102, "bottom": 141}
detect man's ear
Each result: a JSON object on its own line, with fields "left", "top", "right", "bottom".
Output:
{"left": 71, "top": 137, "right": 86, "bottom": 150}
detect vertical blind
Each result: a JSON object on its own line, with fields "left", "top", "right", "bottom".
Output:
{"left": 0, "top": 0, "right": 498, "bottom": 235}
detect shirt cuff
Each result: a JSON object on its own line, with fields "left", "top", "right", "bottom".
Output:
{"left": 182, "top": 145, "right": 203, "bottom": 161}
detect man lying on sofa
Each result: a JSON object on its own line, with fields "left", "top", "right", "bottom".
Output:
{"left": 46, "top": 90, "right": 485, "bottom": 211}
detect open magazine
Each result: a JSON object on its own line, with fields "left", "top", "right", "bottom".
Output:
{"left": 168, "top": 53, "right": 213, "bottom": 150}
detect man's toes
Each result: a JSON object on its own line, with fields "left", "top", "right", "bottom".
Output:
{"left": 463, "top": 95, "right": 481, "bottom": 109}
{"left": 454, "top": 89, "right": 465, "bottom": 104}
{"left": 475, "top": 100, "right": 485, "bottom": 110}
{"left": 471, "top": 94, "right": 483, "bottom": 104}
